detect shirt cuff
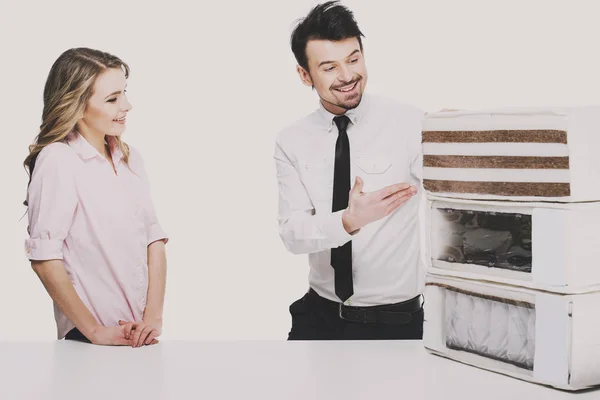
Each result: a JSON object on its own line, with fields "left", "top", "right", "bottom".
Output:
{"left": 322, "top": 210, "right": 353, "bottom": 248}
{"left": 24, "top": 238, "right": 63, "bottom": 261}
{"left": 147, "top": 223, "right": 169, "bottom": 246}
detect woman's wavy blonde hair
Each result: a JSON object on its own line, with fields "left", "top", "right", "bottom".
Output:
{"left": 23, "top": 47, "right": 131, "bottom": 206}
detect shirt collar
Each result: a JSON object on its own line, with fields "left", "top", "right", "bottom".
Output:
{"left": 67, "top": 131, "right": 124, "bottom": 165}
{"left": 318, "top": 93, "right": 369, "bottom": 132}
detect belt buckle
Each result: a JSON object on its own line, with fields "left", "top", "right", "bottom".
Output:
{"left": 339, "top": 303, "right": 358, "bottom": 322}
{"left": 338, "top": 303, "right": 346, "bottom": 321}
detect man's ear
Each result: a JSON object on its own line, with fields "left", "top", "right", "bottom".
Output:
{"left": 297, "top": 65, "right": 314, "bottom": 87}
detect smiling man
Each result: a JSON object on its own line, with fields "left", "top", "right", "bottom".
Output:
{"left": 274, "top": 1, "right": 426, "bottom": 340}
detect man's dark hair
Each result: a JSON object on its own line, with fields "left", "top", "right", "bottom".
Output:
{"left": 291, "top": 1, "right": 365, "bottom": 72}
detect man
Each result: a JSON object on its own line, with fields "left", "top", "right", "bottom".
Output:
{"left": 274, "top": 1, "right": 425, "bottom": 340}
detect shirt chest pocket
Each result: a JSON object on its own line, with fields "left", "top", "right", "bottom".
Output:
{"left": 298, "top": 157, "right": 333, "bottom": 203}
{"left": 356, "top": 156, "right": 398, "bottom": 193}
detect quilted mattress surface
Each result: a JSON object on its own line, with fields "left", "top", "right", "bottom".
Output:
{"left": 444, "top": 287, "right": 536, "bottom": 370}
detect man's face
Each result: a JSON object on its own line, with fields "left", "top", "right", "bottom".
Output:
{"left": 298, "top": 37, "right": 368, "bottom": 115}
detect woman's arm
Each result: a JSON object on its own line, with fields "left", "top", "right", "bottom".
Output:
{"left": 32, "top": 260, "right": 130, "bottom": 345}
{"left": 142, "top": 240, "right": 167, "bottom": 332}
{"left": 130, "top": 146, "right": 168, "bottom": 338}
{"left": 33, "top": 260, "right": 100, "bottom": 339}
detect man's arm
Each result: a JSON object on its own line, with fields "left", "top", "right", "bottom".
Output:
{"left": 274, "top": 140, "right": 353, "bottom": 255}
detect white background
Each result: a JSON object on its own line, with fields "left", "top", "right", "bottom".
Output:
{"left": 1, "top": 0, "right": 599, "bottom": 341}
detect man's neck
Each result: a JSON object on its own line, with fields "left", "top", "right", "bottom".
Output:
{"left": 320, "top": 98, "right": 348, "bottom": 116}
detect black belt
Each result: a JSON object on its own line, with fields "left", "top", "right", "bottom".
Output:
{"left": 308, "top": 288, "right": 422, "bottom": 325}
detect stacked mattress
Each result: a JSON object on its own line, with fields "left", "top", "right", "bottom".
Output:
{"left": 421, "top": 107, "right": 600, "bottom": 391}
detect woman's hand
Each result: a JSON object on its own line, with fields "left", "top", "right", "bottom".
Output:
{"left": 118, "top": 320, "right": 160, "bottom": 347}
{"left": 90, "top": 325, "right": 132, "bottom": 346}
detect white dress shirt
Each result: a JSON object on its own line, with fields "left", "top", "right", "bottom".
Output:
{"left": 274, "top": 93, "right": 425, "bottom": 306}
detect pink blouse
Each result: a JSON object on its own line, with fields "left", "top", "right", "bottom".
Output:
{"left": 24, "top": 132, "right": 168, "bottom": 339}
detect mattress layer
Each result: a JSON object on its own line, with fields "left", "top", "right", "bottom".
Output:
{"left": 425, "top": 198, "right": 600, "bottom": 292}
{"left": 423, "top": 274, "right": 600, "bottom": 391}
{"left": 421, "top": 106, "right": 600, "bottom": 202}
{"left": 433, "top": 207, "right": 532, "bottom": 273}
{"left": 443, "top": 285, "right": 536, "bottom": 370}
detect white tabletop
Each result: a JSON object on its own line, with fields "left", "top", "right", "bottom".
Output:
{"left": 0, "top": 340, "right": 596, "bottom": 399}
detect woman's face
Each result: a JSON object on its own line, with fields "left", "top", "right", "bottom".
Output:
{"left": 79, "top": 67, "right": 132, "bottom": 137}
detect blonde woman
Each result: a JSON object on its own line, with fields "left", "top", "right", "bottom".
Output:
{"left": 23, "top": 48, "right": 168, "bottom": 347}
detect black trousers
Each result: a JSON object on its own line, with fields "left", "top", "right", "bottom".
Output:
{"left": 288, "top": 288, "right": 424, "bottom": 340}
{"left": 64, "top": 327, "right": 92, "bottom": 343}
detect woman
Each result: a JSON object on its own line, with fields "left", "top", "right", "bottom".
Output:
{"left": 23, "top": 48, "right": 168, "bottom": 347}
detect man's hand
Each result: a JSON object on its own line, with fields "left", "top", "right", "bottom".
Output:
{"left": 342, "top": 176, "right": 417, "bottom": 233}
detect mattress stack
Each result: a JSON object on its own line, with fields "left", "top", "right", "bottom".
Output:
{"left": 420, "top": 107, "right": 600, "bottom": 391}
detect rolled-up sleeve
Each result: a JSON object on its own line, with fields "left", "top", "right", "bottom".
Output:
{"left": 147, "top": 219, "right": 168, "bottom": 246}
{"left": 130, "top": 147, "right": 168, "bottom": 246}
{"left": 25, "top": 144, "right": 78, "bottom": 261}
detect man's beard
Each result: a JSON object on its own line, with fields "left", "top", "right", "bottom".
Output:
{"left": 326, "top": 76, "right": 363, "bottom": 110}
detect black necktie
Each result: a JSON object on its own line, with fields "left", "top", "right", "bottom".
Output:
{"left": 331, "top": 115, "right": 353, "bottom": 302}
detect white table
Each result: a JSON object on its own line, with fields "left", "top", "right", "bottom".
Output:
{"left": 0, "top": 340, "right": 596, "bottom": 399}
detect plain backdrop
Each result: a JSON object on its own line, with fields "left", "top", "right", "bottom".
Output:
{"left": 1, "top": 0, "right": 600, "bottom": 341}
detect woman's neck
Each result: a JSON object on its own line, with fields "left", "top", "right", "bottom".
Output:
{"left": 78, "top": 127, "right": 110, "bottom": 159}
